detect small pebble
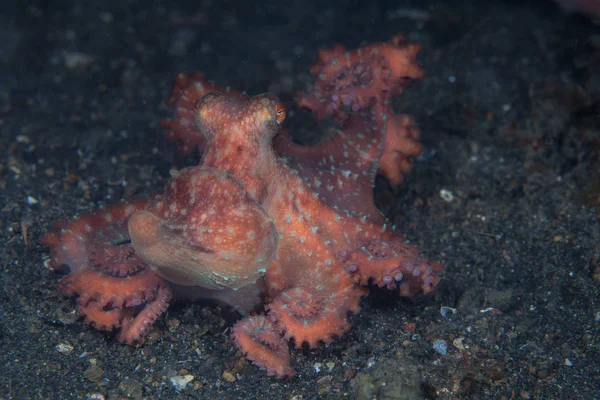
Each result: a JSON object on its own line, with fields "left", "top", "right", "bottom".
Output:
{"left": 452, "top": 337, "right": 465, "bottom": 351}
{"left": 167, "top": 317, "right": 181, "bottom": 332}
{"left": 222, "top": 371, "right": 236, "bottom": 382}
{"left": 55, "top": 343, "right": 74, "bottom": 354}
{"left": 433, "top": 339, "right": 448, "bottom": 356}
{"left": 440, "top": 306, "right": 457, "bottom": 317}
{"left": 85, "top": 394, "right": 105, "bottom": 400}
{"left": 170, "top": 374, "right": 194, "bottom": 391}
{"left": 313, "top": 362, "right": 322, "bottom": 373}
{"left": 366, "top": 357, "right": 376, "bottom": 368}
{"left": 439, "top": 189, "right": 454, "bottom": 202}
{"left": 84, "top": 365, "right": 105, "bottom": 383}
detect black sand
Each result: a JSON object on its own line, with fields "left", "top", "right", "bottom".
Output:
{"left": 1, "top": 1, "right": 599, "bottom": 399}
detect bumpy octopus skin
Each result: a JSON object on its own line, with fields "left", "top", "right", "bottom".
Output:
{"left": 42, "top": 34, "right": 443, "bottom": 377}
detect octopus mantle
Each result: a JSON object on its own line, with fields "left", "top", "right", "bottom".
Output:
{"left": 42, "top": 34, "right": 443, "bottom": 377}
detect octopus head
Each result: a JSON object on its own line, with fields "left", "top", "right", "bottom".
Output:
{"left": 194, "top": 91, "right": 285, "bottom": 145}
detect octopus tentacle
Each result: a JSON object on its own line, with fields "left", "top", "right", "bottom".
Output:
{"left": 295, "top": 34, "right": 424, "bottom": 187}
{"left": 59, "top": 266, "right": 172, "bottom": 343}
{"left": 42, "top": 200, "right": 148, "bottom": 272}
{"left": 43, "top": 199, "right": 172, "bottom": 343}
{"left": 299, "top": 34, "right": 423, "bottom": 121}
{"left": 78, "top": 302, "right": 124, "bottom": 331}
{"left": 376, "top": 113, "right": 423, "bottom": 186}
{"left": 87, "top": 242, "right": 146, "bottom": 277}
{"left": 273, "top": 109, "right": 385, "bottom": 222}
{"left": 116, "top": 283, "right": 172, "bottom": 344}
{"left": 231, "top": 315, "right": 294, "bottom": 377}
{"left": 59, "top": 267, "right": 164, "bottom": 308}
{"left": 338, "top": 237, "right": 443, "bottom": 297}
{"left": 267, "top": 286, "right": 364, "bottom": 348}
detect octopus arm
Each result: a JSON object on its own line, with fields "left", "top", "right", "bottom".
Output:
{"left": 42, "top": 200, "right": 148, "bottom": 270}
{"left": 274, "top": 111, "right": 388, "bottom": 222}
{"left": 292, "top": 34, "right": 424, "bottom": 187}
{"left": 42, "top": 200, "right": 172, "bottom": 343}
{"left": 338, "top": 234, "right": 444, "bottom": 297}
{"left": 231, "top": 315, "right": 294, "bottom": 377}
{"left": 116, "top": 283, "right": 172, "bottom": 344}
{"left": 266, "top": 285, "right": 365, "bottom": 348}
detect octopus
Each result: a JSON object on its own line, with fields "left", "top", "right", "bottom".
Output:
{"left": 42, "top": 34, "right": 443, "bottom": 377}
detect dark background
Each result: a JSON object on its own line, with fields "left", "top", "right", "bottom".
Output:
{"left": 1, "top": 0, "right": 599, "bottom": 398}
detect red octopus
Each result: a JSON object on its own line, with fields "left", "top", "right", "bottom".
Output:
{"left": 42, "top": 34, "right": 443, "bottom": 377}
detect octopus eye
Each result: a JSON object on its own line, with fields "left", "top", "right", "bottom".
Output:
{"left": 275, "top": 103, "right": 286, "bottom": 125}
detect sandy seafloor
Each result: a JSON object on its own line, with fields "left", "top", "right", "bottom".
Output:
{"left": 1, "top": 0, "right": 599, "bottom": 399}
